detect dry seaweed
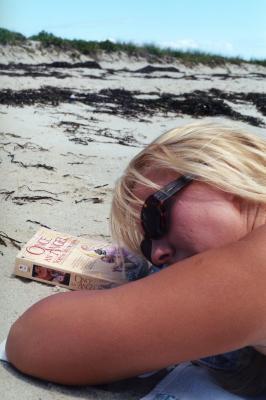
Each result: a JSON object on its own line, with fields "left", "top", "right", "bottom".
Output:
{"left": 0, "top": 86, "right": 264, "bottom": 127}
{"left": 0, "top": 231, "right": 22, "bottom": 249}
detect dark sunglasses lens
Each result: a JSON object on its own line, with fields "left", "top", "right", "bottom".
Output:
{"left": 140, "top": 238, "right": 152, "bottom": 262}
{"left": 142, "top": 203, "right": 164, "bottom": 239}
{"left": 142, "top": 198, "right": 172, "bottom": 239}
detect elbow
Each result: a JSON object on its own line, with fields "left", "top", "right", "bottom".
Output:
{"left": 6, "top": 316, "right": 32, "bottom": 376}
{"left": 5, "top": 294, "right": 68, "bottom": 383}
{"left": 5, "top": 297, "right": 104, "bottom": 386}
{"left": 6, "top": 304, "right": 53, "bottom": 382}
{"left": 6, "top": 316, "right": 63, "bottom": 384}
{"left": 6, "top": 312, "right": 62, "bottom": 384}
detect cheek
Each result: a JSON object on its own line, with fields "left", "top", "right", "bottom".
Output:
{"left": 171, "top": 200, "right": 201, "bottom": 231}
{"left": 169, "top": 201, "right": 201, "bottom": 250}
{"left": 169, "top": 200, "right": 242, "bottom": 253}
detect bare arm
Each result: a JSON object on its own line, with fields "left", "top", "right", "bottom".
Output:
{"left": 6, "top": 225, "right": 266, "bottom": 385}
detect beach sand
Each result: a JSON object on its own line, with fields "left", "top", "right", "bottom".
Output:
{"left": 0, "top": 43, "right": 265, "bottom": 399}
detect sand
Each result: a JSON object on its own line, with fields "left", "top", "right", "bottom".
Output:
{"left": 0, "top": 42, "right": 265, "bottom": 399}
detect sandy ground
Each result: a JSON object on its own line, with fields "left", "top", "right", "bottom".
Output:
{"left": 0, "top": 43, "right": 266, "bottom": 399}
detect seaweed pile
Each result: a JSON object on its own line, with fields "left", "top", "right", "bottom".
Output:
{"left": 0, "top": 86, "right": 264, "bottom": 127}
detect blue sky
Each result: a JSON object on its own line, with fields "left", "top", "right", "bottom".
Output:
{"left": 0, "top": 0, "right": 265, "bottom": 60}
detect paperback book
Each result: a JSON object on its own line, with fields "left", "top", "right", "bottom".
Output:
{"left": 14, "top": 228, "right": 149, "bottom": 290}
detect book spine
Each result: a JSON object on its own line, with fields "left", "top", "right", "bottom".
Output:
{"left": 15, "top": 256, "right": 72, "bottom": 289}
{"left": 15, "top": 257, "right": 122, "bottom": 290}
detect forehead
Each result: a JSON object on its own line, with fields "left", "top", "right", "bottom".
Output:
{"left": 133, "top": 169, "right": 181, "bottom": 203}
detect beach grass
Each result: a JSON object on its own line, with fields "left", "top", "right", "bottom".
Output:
{"left": 1, "top": 27, "right": 265, "bottom": 66}
{"left": 0, "top": 27, "right": 26, "bottom": 45}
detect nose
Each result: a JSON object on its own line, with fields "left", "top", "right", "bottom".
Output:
{"left": 150, "top": 239, "right": 175, "bottom": 266}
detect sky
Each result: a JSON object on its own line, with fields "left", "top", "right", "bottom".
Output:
{"left": 0, "top": 0, "right": 265, "bottom": 60}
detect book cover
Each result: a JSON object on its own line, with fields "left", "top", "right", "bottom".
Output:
{"left": 15, "top": 228, "right": 149, "bottom": 290}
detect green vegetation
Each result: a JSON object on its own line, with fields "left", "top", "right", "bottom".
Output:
{"left": 1, "top": 27, "right": 265, "bottom": 66}
{"left": 0, "top": 27, "right": 26, "bottom": 44}
{"left": 249, "top": 58, "right": 266, "bottom": 67}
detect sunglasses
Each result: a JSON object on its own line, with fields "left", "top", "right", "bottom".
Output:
{"left": 140, "top": 175, "right": 193, "bottom": 263}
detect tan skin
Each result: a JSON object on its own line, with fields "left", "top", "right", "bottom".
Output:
{"left": 6, "top": 171, "right": 266, "bottom": 385}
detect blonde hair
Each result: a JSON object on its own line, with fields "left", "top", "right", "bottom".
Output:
{"left": 111, "top": 121, "right": 266, "bottom": 254}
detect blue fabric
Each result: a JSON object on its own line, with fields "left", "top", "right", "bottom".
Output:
{"left": 198, "top": 349, "right": 240, "bottom": 371}
{"left": 140, "top": 362, "right": 265, "bottom": 400}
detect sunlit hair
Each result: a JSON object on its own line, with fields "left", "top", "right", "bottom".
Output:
{"left": 110, "top": 121, "right": 266, "bottom": 254}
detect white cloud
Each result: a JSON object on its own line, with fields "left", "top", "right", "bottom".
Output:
{"left": 159, "top": 38, "right": 235, "bottom": 56}
{"left": 162, "top": 39, "right": 199, "bottom": 50}
{"left": 203, "top": 40, "right": 235, "bottom": 55}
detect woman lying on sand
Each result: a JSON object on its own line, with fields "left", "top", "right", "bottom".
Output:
{"left": 6, "top": 122, "right": 266, "bottom": 397}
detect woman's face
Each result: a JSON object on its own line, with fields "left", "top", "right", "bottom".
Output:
{"left": 135, "top": 170, "right": 247, "bottom": 266}
{"left": 35, "top": 266, "right": 52, "bottom": 280}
